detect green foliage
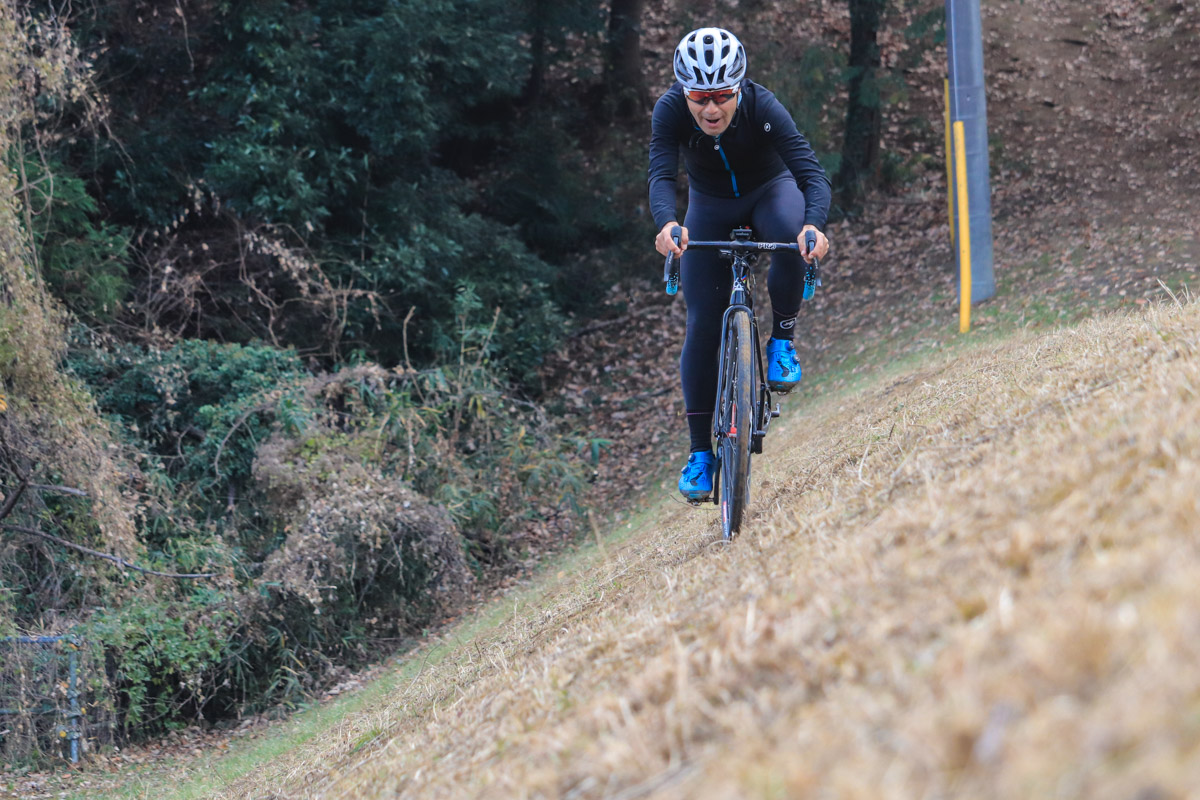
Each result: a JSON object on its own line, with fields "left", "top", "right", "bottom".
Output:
{"left": 353, "top": 203, "right": 562, "bottom": 390}
{"left": 487, "top": 113, "right": 603, "bottom": 259}
{"left": 264, "top": 290, "right": 588, "bottom": 547}
{"left": 69, "top": 0, "right": 593, "bottom": 382}
{"left": 197, "top": 0, "right": 529, "bottom": 208}
{"left": 483, "top": 111, "right": 640, "bottom": 309}
{"left": 68, "top": 338, "right": 309, "bottom": 543}
{"left": 903, "top": 4, "right": 946, "bottom": 51}
{"left": 86, "top": 598, "right": 235, "bottom": 731}
{"left": 67, "top": 301, "right": 586, "bottom": 548}
{"left": 14, "top": 153, "right": 131, "bottom": 321}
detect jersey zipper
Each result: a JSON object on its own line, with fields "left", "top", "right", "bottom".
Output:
{"left": 714, "top": 135, "right": 740, "bottom": 197}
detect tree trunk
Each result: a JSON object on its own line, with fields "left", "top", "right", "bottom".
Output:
{"left": 837, "top": 0, "right": 887, "bottom": 209}
{"left": 605, "top": 0, "right": 646, "bottom": 117}
{"left": 523, "top": 0, "right": 548, "bottom": 106}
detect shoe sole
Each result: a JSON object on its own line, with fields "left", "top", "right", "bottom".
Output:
{"left": 768, "top": 381, "right": 799, "bottom": 394}
{"left": 680, "top": 490, "right": 712, "bottom": 502}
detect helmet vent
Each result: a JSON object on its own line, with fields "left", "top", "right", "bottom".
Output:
{"left": 673, "top": 27, "right": 747, "bottom": 92}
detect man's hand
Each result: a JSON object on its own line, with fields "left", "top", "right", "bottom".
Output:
{"left": 656, "top": 221, "right": 688, "bottom": 258}
{"left": 799, "top": 224, "right": 829, "bottom": 263}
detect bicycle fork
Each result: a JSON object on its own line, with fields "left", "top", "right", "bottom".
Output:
{"left": 715, "top": 304, "right": 781, "bottom": 459}
{"left": 749, "top": 316, "right": 781, "bottom": 455}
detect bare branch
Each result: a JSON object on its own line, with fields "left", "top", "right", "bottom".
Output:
{"left": 28, "top": 484, "right": 88, "bottom": 497}
{"left": 1, "top": 523, "right": 218, "bottom": 579}
{"left": 0, "top": 480, "right": 28, "bottom": 521}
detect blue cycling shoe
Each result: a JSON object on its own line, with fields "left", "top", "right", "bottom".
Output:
{"left": 766, "top": 338, "right": 802, "bottom": 393}
{"left": 678, "top": 450, "right": 716, "bottom": 501}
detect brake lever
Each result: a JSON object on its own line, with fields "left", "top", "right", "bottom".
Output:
{"left": 802, "top": 230, "right": 820, "bottom": 301}
{"left": 664, "top": 225, "right": 682, "bottom": 295}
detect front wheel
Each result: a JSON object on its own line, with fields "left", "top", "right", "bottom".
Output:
{"left": 714, "top": 310, "right": 754, "bottom": 540}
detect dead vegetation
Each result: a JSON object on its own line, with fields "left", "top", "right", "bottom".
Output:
{"left": 0, "top": 2, "right": 141, "bottom": 560}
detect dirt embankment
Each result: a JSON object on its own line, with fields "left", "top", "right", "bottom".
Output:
{"left": 229, "top": 294, "right": 1200, "bottom": 800}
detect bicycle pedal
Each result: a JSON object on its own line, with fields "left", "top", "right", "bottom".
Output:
{"left": 771, "top": 405, "right": 781, "bottom": 418}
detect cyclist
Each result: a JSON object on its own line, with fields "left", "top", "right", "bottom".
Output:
{"left": 649, "top": 26, "right": 832, "bottom": 501}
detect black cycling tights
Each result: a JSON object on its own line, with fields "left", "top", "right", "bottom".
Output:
{"left": 680, "top": 174, "right": 807, "bottom": 452}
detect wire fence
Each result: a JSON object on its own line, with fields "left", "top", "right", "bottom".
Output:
{"left": 0, "top": 635, "right": 114, "bottom": 764}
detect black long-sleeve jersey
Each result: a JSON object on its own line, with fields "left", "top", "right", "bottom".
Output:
{"left": 648, "top": 80, "right": 832, "bottom": 232}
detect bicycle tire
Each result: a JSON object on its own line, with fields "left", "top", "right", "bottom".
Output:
{"left": 715, "top": 309, "right": 755, "bottom": 539}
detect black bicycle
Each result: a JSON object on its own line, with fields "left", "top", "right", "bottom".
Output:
{"left": 664, "top": 226, "right": 821, "bottom": 539}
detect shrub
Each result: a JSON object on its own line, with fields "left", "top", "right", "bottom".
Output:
{"left": 240, "top": 434, "right": 472, "bottom": 706}
{"left": 72, "top": 0, "right": 573, "bottom": 384}
{"left": 67, "top": 337, "right": 310, "bottom": 545}
{"left": 85, "top": 597, "right": 236, "bottom": 731}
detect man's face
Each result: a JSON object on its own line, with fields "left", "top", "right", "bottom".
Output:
{"left": 686, "top": 88, "right": 739, "bottom": 137}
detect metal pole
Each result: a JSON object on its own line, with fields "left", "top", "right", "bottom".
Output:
{"left": 944, "top": 79, "right": 955, "bottom": 248}
{"left": 946, "top": 0, "right": 995, "bottom": 302}
{"left": 67, "top": 643, "right": 80, "bottom": 764}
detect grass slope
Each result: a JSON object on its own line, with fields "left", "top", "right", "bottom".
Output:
{"left": 81, "top": 294, "right": 1200, "bottom": 799}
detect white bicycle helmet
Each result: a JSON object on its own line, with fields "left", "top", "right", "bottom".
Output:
{"left": 673, "top": 28, "right": 747, "bottom": 90}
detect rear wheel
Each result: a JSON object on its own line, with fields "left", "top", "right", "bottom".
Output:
{"left": 714, "top": 310, "right": 754, "bottom": 540}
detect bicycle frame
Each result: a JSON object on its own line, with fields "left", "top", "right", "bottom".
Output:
{"left": 714, "top": 250, "right": 772, "bottom": 456}
{"left": 663, "top": 226, "right": 817, "bottom": 535}
{"left": 691, "top": 228, "right": 800, "bottom": 455}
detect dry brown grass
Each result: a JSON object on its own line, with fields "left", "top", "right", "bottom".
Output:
{"left": 200, "top": 296, "right": 1200, "bottom": 800}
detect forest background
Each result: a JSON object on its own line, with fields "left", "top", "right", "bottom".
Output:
{"left": 0, "top": 0, "right": 930, "bottom": 759}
